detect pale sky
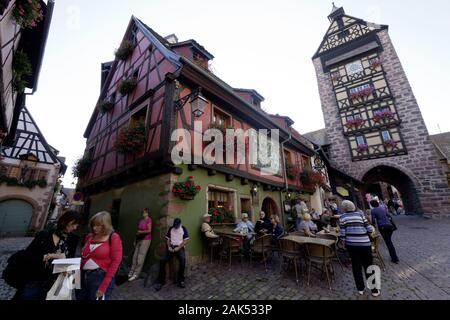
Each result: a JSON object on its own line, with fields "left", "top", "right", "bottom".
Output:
{"left": 26, "top": 0, "right": 450, "bottom": 188}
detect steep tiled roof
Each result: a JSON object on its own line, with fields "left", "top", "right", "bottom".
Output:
{"left": 303, "top": 128, "right": 330, "bottom": 147}
{"left": 430, "top": 132, "right": 450, "bottom": 160}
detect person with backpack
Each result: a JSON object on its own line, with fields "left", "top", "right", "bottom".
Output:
{"left": 9, "top": 211, "right": 80, "bottom": 300}
{"left": 76, "top": 211, "right": 123, "bottom": 300}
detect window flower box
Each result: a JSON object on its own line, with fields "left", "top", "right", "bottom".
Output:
{"left": 330, "top": 71, "right": 341, "bottom": 81}
{"left": 349, "top": 85, "right": 374, "bottom": 101}
{"left": 172, "top": 176, "right": 201, "bottom": 200}
{"left": 285, "top": 162, "right": 300, "bottom": 180}
{"left": 96, "top": 98, "right": 115, "bottom": 113}
{"left": 72, "top": 156, "right": 93, "bottom": 178}
{"left": 356, "top": 144, "right": 369, "bottom": 153}
{"left": 345, "top": 117, "right": 365, "bottom": 130}
{"left": 208, "top": 207, "right": 235, "bottom": 224}
{"left": 115, "top": 122, "right": 146, "bottom": 154}
{"left": 12, "top": 50, "right": 32, "bottom": 93}
{"left": 12, "top": 0, "right": 43, "bottom": 29}
{"left": 0, "top": 175, "right": 47, "bottom": 189}
{"left": 119, "top": 77, "right": 138, "bottom": 96}
{"left": 373, "top": 110, "right": 395, "bottom": 123}
{"left": 115, "top": 40, "right": 135, "bottom": 61}
{"left": 301, "top": 169, "right": 326, "bottom": 188}
{"left": 369, "top": 57, "right": 383, "bottom": 68}
{"left": 383, "top": 139, "right": 397, "bottom": 149}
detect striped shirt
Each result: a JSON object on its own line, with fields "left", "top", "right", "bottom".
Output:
{"left": 339, "top": 211, "right": 374, "bottom": 247}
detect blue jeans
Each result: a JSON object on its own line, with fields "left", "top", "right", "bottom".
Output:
{"left": 75, "top": 269, "right": 115, "bottom": 300}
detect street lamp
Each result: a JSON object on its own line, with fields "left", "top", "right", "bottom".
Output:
{"left": 251, "top": 184, "right": 258, "bottom": 196}
{"left": 174, "top": 87, "right": 208, "bottom": 118}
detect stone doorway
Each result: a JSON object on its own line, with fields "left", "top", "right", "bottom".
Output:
{"left": 261, "top": 197, "right": 280, "bottom": 219}
{"left": 362, "top": 166, "right": 422, "bottom": 215}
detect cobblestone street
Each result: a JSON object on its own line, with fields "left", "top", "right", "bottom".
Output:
{"left": 1, "top": 216, "right": 450, "bottom": 300}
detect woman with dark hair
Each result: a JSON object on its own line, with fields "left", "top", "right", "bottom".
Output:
{"left": 13, "top": 210, "right": 80, "bottom": 300}
{"left": 370, "top": 200, "right": 399, "bottom": 264}
{"left": 128, "top": 208, "right": 152, "bottom": 281}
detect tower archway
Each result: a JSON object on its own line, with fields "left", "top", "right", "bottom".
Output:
{"left": 361, "top": 165, "right": 422, "bottom": 215}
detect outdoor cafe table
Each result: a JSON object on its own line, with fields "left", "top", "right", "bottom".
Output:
{"left": 213, "top": 226, "right": 255, "bottom": 238}
{"left": 317, "top": 229, "right": 340, "bottom": 237}
{"left": 282, "top": 235, "right": 335, "bottom": 248}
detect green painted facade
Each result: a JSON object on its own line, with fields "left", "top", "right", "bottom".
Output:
{"left": 83, "top": 164, "right": 293, "bottom": 271}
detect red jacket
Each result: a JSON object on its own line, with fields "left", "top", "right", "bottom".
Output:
{"left": 81, "top": 233, "right": 123, "bottom": 293}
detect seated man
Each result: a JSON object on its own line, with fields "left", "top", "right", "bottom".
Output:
{"left": 154, "top": 218, "right": 189, "bottom": 291}
{"left": 201, "top": 213, "right": 220, "bottom": 239}
{"left": 234, "top": 213, "right": 255, "bottom": 257}
{"left": 298, "top": 213, "right": 318, "bottom": 237}
{"left": 254, "top": 211, "right": 273, "bottom": 236}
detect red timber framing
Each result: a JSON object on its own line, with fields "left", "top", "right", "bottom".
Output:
{"left": 79, "top": 16, "right": 316, "bottom": 195}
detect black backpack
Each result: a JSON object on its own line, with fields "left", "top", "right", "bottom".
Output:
{"left": 1, "top": 250, "right": 29, "bottom": 289}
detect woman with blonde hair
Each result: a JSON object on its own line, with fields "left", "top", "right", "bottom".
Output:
{"left": 270, "top": 215, "right": 284, "bottom": 242}
{"left": 76, "top": 211, "right": 123, "bottom": 300}
{"left": 298, "top": 213, "right": 318, "bottom": 237}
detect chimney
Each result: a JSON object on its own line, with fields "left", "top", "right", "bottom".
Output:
{"left": 165, "top": 34, "right": 178, "bottom": 44}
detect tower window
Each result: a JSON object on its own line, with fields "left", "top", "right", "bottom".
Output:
{"left": 356, "top": 136, "right": 366, "bottom": 146}
{"left": 381, "top": 130, "right": 392, "bottom": 141}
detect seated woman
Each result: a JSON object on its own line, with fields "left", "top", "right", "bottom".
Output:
{"left": 271, "top": 215, "right": 284, "bottom": 242}
{"left": 201, "top": 214, "right": 220, "bottom": 239}
{"left": 320, "top": 209, "right": 332, "bottom": 227}
{"left": 298, "top": 213, "right": 318, "bottom": 237}
{"left": 254, "top": 211, "right": 273, "bottom": 236}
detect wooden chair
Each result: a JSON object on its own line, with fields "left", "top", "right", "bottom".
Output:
{"left": 316, "top": 234, "right": 344, "bottom": 271}
{"left": 305, "top": 243, "right": 334, "bottom": 290}
{"left": 202, "top": 233, "right": 222, "bottom": 264}
{"left": 278, "top": 238, "right": 304, "bottom": 285}
{"left": 250, "top": 234, "right": 272, "bottom": 271}
{"left": 371, "top": 234, "right": 386, "bottom": 271}
{"left": 219, "top": 236, "right": 243, "bottom": 269}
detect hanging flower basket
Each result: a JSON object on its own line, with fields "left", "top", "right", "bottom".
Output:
{"left": 356, "top": 144, "right": 369, "bottom": 154}
{"left": 172, "top": 176, "right": 201, "bottom": 200}
{"left": 115, "top": 122, "right": 146, "bottom": 154}
{"left": 286, "top": 162, "right": 300, "bottom": 180}
{"left": 345, "top": 118, "right": 365, "bottom": 130}
{"left": 383, "top": 139, "right": 397, "bottom": 149}
{"left": 12, "top": 50, "right": 32, "bottom": 93}
{"left": 96, "top": 98, "right": 115, "bottom": 113}
{"left": 115, "top": 40, "right": 135, "bottom": 61}
{"left": 119, "top": 77, "right": 138, "bottom": 96}
{"left": 72, "top": 156, "right": 92, "bottom": 178}
{"left": 300, "top": 169, "right": 326, "bottom": 188}
{"left": 373, "top": 110, "right": 395, "bottom": 123}
{"left": 12, "top": 0, "right": 43, "bottom": 29}
{"left": 208, "top": 207, "right": 235, "bottom": 224}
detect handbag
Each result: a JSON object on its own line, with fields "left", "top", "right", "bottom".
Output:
{"left": 387, "top": 214, "right": 398, "bottom": 231}
{"left": 135, "top": 233, "right": 146, "bottom": 241}
{"left": 108, "top": 233, "right": 129, "bottom": 286}
{"left": 46, "top": 273, "right": 74, "bottom": 300}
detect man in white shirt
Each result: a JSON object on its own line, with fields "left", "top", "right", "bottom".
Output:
{"left": 234, "top": 213, "right": 254, "bottom": 257}
{"left": 154, "top": 218, "right": 189, "bottom": 291}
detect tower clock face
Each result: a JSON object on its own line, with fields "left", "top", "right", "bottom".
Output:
{"left": 345, "top": 60, "right": 363, "bottom": 75}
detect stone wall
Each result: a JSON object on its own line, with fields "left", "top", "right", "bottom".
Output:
{"left": 313, "top": 29, "right": 450, "bottom": 217}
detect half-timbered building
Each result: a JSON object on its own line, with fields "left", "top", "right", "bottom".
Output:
{"left": 78, "top": 16, "right": 330, "bottom": 272}
{"left": 0, "top": 106, "right": 66, "bottom": 236}
{"left": 310, "top": 5, "right": 450, "bottom": 217}
{"left": 0, "top": 0, "right": 55, "bottom": 146}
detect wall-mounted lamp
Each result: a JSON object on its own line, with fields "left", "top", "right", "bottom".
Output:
{"left": 251, "top": 185, "right": 258, "bottom": 196}
{"left": 174, "top": 87, "right": 207, "bottom": 118}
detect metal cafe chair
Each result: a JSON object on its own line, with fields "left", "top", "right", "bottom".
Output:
{"left": 305, "top": 243, "right": 335, "bottom": 291}
{"left": 278, "top": 238, "right": 304, "bottom": 285}
{"left": 371, "top": 234, "right": 386, "bottom": 271}
{"left": 219, "top": 235, "right": 244, "bottom": 269}
{"left": 316, "top": 233, "right": 344, "bottom": 271}
{"left": 201, "top": 232, "right": 223, "bottom": 264}
{"left": 250, "top": 234, "right": 272, "bottom": 272}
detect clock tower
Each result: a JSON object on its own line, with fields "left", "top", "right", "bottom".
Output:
{"left": 312, "top": 4, "right": 450, "bottom": 217}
